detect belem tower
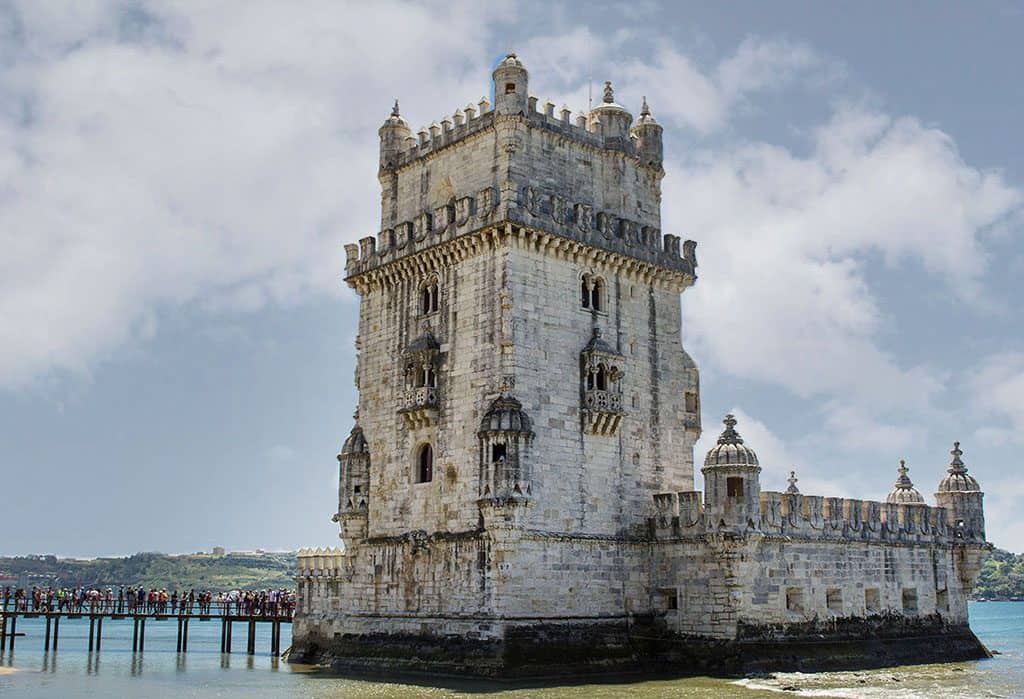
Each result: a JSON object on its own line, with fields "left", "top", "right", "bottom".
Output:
{"left": 291, "top": 55, "right": 991, "bottom": 677}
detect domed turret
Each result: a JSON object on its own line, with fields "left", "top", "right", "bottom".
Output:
{"left": 479, "top": 394, "right": 534, "bottom": 501}
{"left": 589, "top": 81, "right": 633, "bottom": 140}
{"left": 702, "top": 414, "right": 762, "bottom": 529}
{"left": 336, "top": 420, "right": 371, "bottom": 540}
{"left": 492, "top": 52, "right": 529, "bottom": 115}
{"left": 379, "top": 100, "right": 411, "bottom": 170}
{"left": 935, "top": 441, "right": 985, "bottom": 541}
{"left": 887, "top": 460, "right": 925, "bottom": 504}
{"left": 631, "top": 96, "right": 663, "bottom": 169}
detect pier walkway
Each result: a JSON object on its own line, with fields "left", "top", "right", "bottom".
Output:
{"left": 0, "top": 603, "right": 291, "bottom": 656}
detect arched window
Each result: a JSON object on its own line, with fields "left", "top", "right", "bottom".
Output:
{"left": 596, "top": 364, "right": 608, "bottom": 391}
{"left": 580, "top": 275, "right": 591, "bottom": 309}
{"left": 417, "top": 444, "right": 433, "bottom": 483}
{"left": 421, "top": 278, "right": 439, "bottom": 315}
{"left": 592, "top": 278, "right": 604, "bottom": 311}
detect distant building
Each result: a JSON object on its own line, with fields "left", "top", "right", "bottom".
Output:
{"left": 292, "top": 54, "right": 990, "bottom": 678}
{"left": 212, "top": 547, "right": 226, "bottom": 556}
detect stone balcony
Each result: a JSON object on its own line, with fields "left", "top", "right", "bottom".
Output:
{"left": 400, "top": 386, "right": 439, "bottom": 430}
{"left": 582, "top": 389, "right": 624, "bottom": 436}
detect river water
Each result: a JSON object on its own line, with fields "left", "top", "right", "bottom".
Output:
{"left": 1, "top": 602, "right": 1021, "bottom": 698}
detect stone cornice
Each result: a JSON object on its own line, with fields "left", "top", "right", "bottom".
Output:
{"left": 346, "top": 222, "right": 696, "bottom": 295}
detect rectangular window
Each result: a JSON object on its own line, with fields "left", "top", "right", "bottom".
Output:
{"left": 827, "top": 588, "right": 843, "bottom": 614}
{"left": 936, "top": 589, "right": 949, "bottom": 614}
{"left": 491, "top": 444, "right": 507, "bottom": 463}
{"left": 505, "top": 82, "right": 516, "bottom": 94}
{"left": 865, "top": 588, "right": 881, "bottom": 614}
{"left": 659, "top": 588, "right": 678, "bottom": 611}
{"left": 786, "top": 587, "right": 804, "bottom": 614}
{"left": 685, "top": 392, "right": 698, "bottom": 412}
{"left": 902, "top": 588, "right": 918, "bottom": 615}
{"left": 727, "top": 477, "right": 744, "bottom": 498}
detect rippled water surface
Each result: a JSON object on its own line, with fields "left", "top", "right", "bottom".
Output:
{"left": 1, "top": 602, "right": 1021, "bottom": 698}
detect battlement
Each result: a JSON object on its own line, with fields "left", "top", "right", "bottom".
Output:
{"left": 357, "top": 54, "right": 681, "bottom": 289}
{"left": 649, "top": 490, "right": 985, "bottom": 546}
{"left": 295, "top": 547, "right": 345, "bottom": 577}
{"left": 383, "top": 95, "right": 655, "bottom": 174}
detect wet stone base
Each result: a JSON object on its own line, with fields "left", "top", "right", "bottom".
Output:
{"left": 288, "top": 615, "right": 991, "bottom": 680}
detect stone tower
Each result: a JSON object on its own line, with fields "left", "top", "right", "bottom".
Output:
{"left": 293, "top": 54, "right": 988, "bottom": 678}
{"left": 339, "top": 53, "right": 700, "bottom": 543}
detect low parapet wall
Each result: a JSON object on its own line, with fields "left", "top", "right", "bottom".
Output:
{"left": 650, "top": 490, "right": 984, "bottom": 544}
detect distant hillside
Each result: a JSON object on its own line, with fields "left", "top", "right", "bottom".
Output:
{"left": 0, "top": 551, "right": 296, "bottom": 591}
{"left": 974, "top": 548, "right": 1024, "bottom": 600}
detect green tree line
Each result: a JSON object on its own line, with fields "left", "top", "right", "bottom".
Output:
{"left": 0, "top": 552, "right": 296, "bottom": 591}
{"left": 973, "top": 548, "right": 1024, "bottom": 600}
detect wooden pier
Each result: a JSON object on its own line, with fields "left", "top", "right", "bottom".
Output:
{"left": 0, "top": 607, "right": 290, "bottom": 656}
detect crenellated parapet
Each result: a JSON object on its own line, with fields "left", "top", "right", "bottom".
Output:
{"left": 650, "top": 489, "right": 979, "bottom": 546}
{"left": 353, "top": 53, "right": 691, "bottom": 292}
{"left": 295, "top": 547, "right": 346, "bottom": 578}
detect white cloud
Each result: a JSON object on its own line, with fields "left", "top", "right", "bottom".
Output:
{"left": 670, "top": 105, "right": 1020, "bottom": 446}
{"left": 0, "top": 0, "right": 507, "bottom": 387}
{"left": 968, "top": 352, "right": 1024, "bottom": 445}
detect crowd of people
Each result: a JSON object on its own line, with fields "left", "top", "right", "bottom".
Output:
{"left": 1, "top": 586, "right": 295, "bottom": 617}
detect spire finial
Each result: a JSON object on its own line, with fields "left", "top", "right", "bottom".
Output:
{"left": 603, "top": 81, "right": 614, "bottom": 104}
{"left": 641, "top": 95, "right": 650, "bottom": 117}
{"left": 717, "top": 413, "right": 743, "bottom": 445}
{"left": 948, "top": 440, "right": 967, "bottom": 475}
{"left": 391, "top": 99, "right": 400, "bottom": 118}
{"left": 786, "top": 470, "right": 800, "bottom": 494}
{"left": 894, "top": 459, "right": 914, "bottom": 489}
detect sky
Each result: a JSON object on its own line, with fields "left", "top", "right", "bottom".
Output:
{"left": 1, "top": 1, "right": 1023, "bottom": 557}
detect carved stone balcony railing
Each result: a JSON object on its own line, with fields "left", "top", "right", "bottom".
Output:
{"left": 582, "top": 389, "right": 624, "bottom": 436}
{"left": 400, "top": 386, "right": 439, "bottom": 430}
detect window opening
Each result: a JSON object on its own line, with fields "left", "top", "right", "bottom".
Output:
{"left": 727, "top": 477, "right": 744, "bottom": 498}
{"left": 417, "top": 444, "right": 433, "bottom": 483}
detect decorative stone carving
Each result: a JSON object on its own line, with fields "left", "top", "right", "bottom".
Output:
{"left": 551, "top": 194, "right": 567, "bottom": 224}
{"left": 580, "top": 327, "right": 625, "bottom": 436}
{"left": 455, "top": 196, "right": 473, "bottom": 226}
{"left": 575, "top": 203, "right": 593, "bottom": 234}
{"left": 477, "top": 186, "right": 496, "bottom": 218}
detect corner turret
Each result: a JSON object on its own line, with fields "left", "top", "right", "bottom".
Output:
{"left": 378, "top": 100, "right": 411, "bottom": 171}
{"left": 631, "top": 96, "right": 663, "bottom": 170}
{"left": 492, "top": 52, "right": 529, "bottom": 115}
{"left": 935, "top": 441, "right": 985, "bottom": 541}
{"left": 702, "top": 414, "right": 761, "bottom": 530}
{"left": 590, "top": 81, "right": 633, "bottom": 144}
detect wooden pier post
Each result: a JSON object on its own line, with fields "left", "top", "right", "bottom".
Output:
{"left": 9, "top": 615, "right": 16, "bottom": 651}
{"left": 132, "top": 617, "right": 139, "bottom": 652}
{"left": 44, "top": 615, "right": 51, "bottom": 650}
{"left": 88, "top": 616, "right": 95, "bottom": 652}
{"left": 220, "top": 618, "right": 226, "bottom": 653}
{"left": 0, "top": 613, "right": 6, "bottom": 651}
{"left": 139, "top": 617, "right": 146, "bottom": 652}
{"left": 52, "top": 615, "right": 59, "bottom": 650}
{"left": 182, "top": 618, "right": 189, "bottom": 652}
{"left": 225, "top": 619, "right": 233, "bottom": 653}
{"left": 247, "top": 618, "right": 256, "bottom": 655}
{"left": 176, "top": 617, "right": 183, "bottom": 652}
{"left": 95, "top": 616, "right": 103, "bottom": 652}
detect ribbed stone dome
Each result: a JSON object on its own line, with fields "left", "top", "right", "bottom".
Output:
{"left": 704, "top": 414, "right": 759, "bottom": 467}
{"left": 887, "top": 460, "right": 925, "bottom": 504}
{"left": 479, "top": 394, "right": 533, "bottom": 435}
{"left": 339, "top": 425, "right": 368, "bottom": 457}
{"left": 937, "top": 441, "right": 980, "bottom": 492}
